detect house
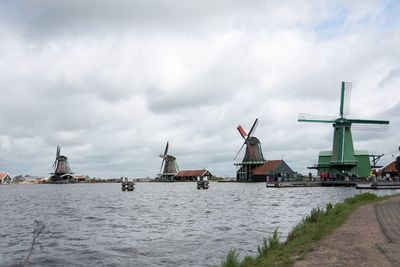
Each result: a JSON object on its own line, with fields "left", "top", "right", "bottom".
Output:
{"left": 382, "top": 161, "right": 398, "bottom": 176}
{"left": 75, "top": 175, "right": 91, "bottom": 182}
{"left": 0, "top": 173, "right": 13, "bottom": 184}
{"left": 252, "top": 160, "right": 296, "bottom": 182}
{"left": 174, "top": 169, "right": 213, "bottom": 182}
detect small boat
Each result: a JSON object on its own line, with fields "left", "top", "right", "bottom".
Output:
{"left": 197, "top": 178, "right": 209, "bottom": 189}
{"left": 121, "top": 178, "right": 135, "bottom": 191}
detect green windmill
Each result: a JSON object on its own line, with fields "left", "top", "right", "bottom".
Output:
{"left": 298, "top": 81, "right": 389, "bottom": 178}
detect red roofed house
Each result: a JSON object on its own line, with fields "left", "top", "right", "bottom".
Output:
{"left": 0, "top": 173, "right": 13, "bottom": 184}
{"left": 382, "top": 161, "right": 399, "bottom": 176}
{"left": 175, "top": 169, "right": 213, "bottom": 182}
{"left": 252, "top": 160, "right": 295, "bottom": 182}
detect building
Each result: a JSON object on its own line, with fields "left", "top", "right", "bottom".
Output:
{"left": 381, "top": 161, "right": 399, "bottom": 176}
{"left": 174, "top": 169, "right": 213, "bottom": 182}
{"left": 0, "top": 173, "right": 13, "bottom": 184}
{"left": 315, "top": 150, "right": 371, "bottom": 178}
{"left": 298, "top": 81, "right": 389, "bottom": 179}
{"left": 75, "top": 175, "right": 91, "bottom": 182}
{"left": 252, "top": 160, "right": 295, "bottom": 182}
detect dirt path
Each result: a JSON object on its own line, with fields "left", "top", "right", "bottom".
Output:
{"left": 294, "top": 197, "right": 400, "bottom": 267}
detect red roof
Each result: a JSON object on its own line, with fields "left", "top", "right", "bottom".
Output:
{"left": 382, "top": 161, "right": 397, "bottom": 172}
{"left": 252, "top": 160, "right": 283, "bottom": 175}
{"left": 175, "top": 170, "right": 208, "bottom": 177}
{"left": 0, "top": 173, "right": 11, "bottom": 181}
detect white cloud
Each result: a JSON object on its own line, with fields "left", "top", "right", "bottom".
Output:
{"left": 0, "top": 0, "right": 399, "bottom": 177}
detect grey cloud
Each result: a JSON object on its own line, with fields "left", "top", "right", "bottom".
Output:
{"left": 0, "top": 1, "right": 399, "bottom": 178}
{"left": 0, "top": 1, "right": 351, "bottom": 40}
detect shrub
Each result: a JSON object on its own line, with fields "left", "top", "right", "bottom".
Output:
{"left": 222, "top": 249, "right": 240, "bottom": 267}
{"left": 304, "top": 206, "right": 325, "bottom": 224}
{"left": 326, "top": 202, "right": 333, "bottom": 212}
{"left": 240, "top": 256, "right": 255, "bottom": 267}
{"left": 258, "top": 228, "right": 281, "bottom": 256}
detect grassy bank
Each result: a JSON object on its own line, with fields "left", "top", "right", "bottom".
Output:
{"left": 221, "top": 192, "right": 394, "bottom": 267}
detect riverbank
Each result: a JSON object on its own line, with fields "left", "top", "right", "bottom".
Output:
{"left": 221, "top": 192, "right": 400, "bottom": 267}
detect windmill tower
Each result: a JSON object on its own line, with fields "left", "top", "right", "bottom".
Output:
{"left": 49, "top": 146, "right": 74, "bottom": 183}
{"left": 158, "top": 141, "right": 179, "bottom": 182}
{"left": 234, "top": 118, "right": 266, "bottom": 181}
{"left": 298, "top": 81, "right": 389, "bottom": 178}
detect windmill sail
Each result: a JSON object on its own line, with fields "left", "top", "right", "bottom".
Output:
{"left": 234, "top": 118, "right": 265, "bottom": 162}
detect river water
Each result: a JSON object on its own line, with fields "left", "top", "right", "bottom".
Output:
{"left": 0, "top": 183, "right": 398, "bottom": 266}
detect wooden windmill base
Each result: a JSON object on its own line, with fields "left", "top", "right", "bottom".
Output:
{"left": 48, "top": 174, "right": 75, "bottom": 184}
{"left": 235, "top": 161, "right": 265, "bottom": 182}
{"left": 314, "top": 150, "right": 372, "bottom": 179}
{"left": 157, "top": 174, "right": 176, "bottom": 182}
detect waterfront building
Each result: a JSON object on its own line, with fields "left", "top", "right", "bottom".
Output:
{"left": 0, "top": 173, "right": 13, "bottom": 184}
{"left": 252, "top": 160, "right": 296, "bottom": 182}
{"left": 175, "top": 169, "right": 213, "bottom": 182}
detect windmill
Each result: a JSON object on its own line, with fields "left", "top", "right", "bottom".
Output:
{"left": 298, "top": 81, "right": 389, "bottom": 178}
{"left": 49, "top": 146, "right": 74, "bottom": 183}
{"left": 158, "top": 141, "right": 179, "bottom": 182}
{"left": 234, "top": 118, "right": 266, "bottom": 181}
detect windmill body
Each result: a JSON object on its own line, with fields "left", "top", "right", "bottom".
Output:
{"left": 53, "top": 155, "right": 73, "bottom": 175}
{"left": 234, "top": 119, "right": 266, "bottom": 181}
{"left": 158, "top": 142, "right": 179, "bottom": 182}
{"left": 298, "top": 81, "right": 389, "bottom": 178}
{"left": 242, "top": 136, "right": 265, "bottom": 162}
{"left": 49, "top": 146, "right": 74, "bottom": 183}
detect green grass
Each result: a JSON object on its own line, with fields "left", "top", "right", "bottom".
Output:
{"left": 221, "top": 192, "right": 395, "bottom": 267}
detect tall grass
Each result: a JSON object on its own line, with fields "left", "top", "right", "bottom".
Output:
{"left": 221, "top": 250, "right": 240, "bottom": 267}
{"left": 220, "top": 192, "right": 388, "bottom": 267}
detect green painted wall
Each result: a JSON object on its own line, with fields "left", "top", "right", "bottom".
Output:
{"left": 355, "top": 153, "right": 371, "bottom": 177}
{"left": 332, "top": 126, "right": 355, "bottom": 163}
{"left": 316, "top": 150, "right": 371, "bottom": 178}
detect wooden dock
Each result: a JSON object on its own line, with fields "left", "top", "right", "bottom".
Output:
{"left": 267, "top": 181, "right": 320, "bottom": 188}
{"left": 356, "top": 182, "right": 400, "bottom": 190}
{"left": 320, "top": 180, "right": 357, "bottom": 187}
{"left": 267, "top": 180, "right": 360, "bottom": 188}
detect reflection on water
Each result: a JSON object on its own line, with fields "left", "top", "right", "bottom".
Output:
{"left": 0, "top": 183, "right": 397, "bottom": 266}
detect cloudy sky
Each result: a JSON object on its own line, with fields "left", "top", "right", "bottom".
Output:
{"left": 0, "top": 0, "right": 399, "bottom": 178}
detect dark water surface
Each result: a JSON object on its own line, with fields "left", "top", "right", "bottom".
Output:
{"left": 0, "top": 183, "right": 398, "bottom": 266}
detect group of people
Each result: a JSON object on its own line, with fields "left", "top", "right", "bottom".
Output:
{"left": 369, "top": 168, "right": 398, "bottom": 183}
{"left": 318, "top": 172, "right": 356, "bottom": 181}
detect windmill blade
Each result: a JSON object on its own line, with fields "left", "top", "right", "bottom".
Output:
{"left": 298, "top": 113, "right": 336, "bottom": 123}
{"left": 57, "top": 146, "right": 60, "bottom": 157}
{"left": 339, "top": 81, "right": 352, "bottom": 117}
{"left": 348, "top": 119, "right": 389, "bottom": 125}
{"left": 52, "top": 146, "right": 59, "bottom": 168}
{"left": 343, "top": 82, "right": 352, "bottom": 117}
{"left": 234, "top": 142, "right": 246, "bottom": 160}
{"left": 52, "top": 155, "right": 58, "bottom": 169}
{"left": 159, "top": 158, "right": 165, "bottom": 174}
{"left": 163, "top": 141, "right": 169, "bottom": 157}
{"left": 237, "top": 125, "right": 247, "bottom": 139}
{"left": 52, "top": 159, "right": 57, "bottom": 169}
{"left": 351, "top": 123, "right": 389, "bottom": 131}
{"left": 247, "top": 118, "right": 258, "bottom": 137}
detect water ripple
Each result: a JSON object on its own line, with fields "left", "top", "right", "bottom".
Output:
{"left": 0, "top": 183, "right": 397, "bottom": 266}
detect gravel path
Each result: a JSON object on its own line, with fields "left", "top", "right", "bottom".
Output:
{"left": 294, "top": 196, "right": 400, "bottom": 267}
